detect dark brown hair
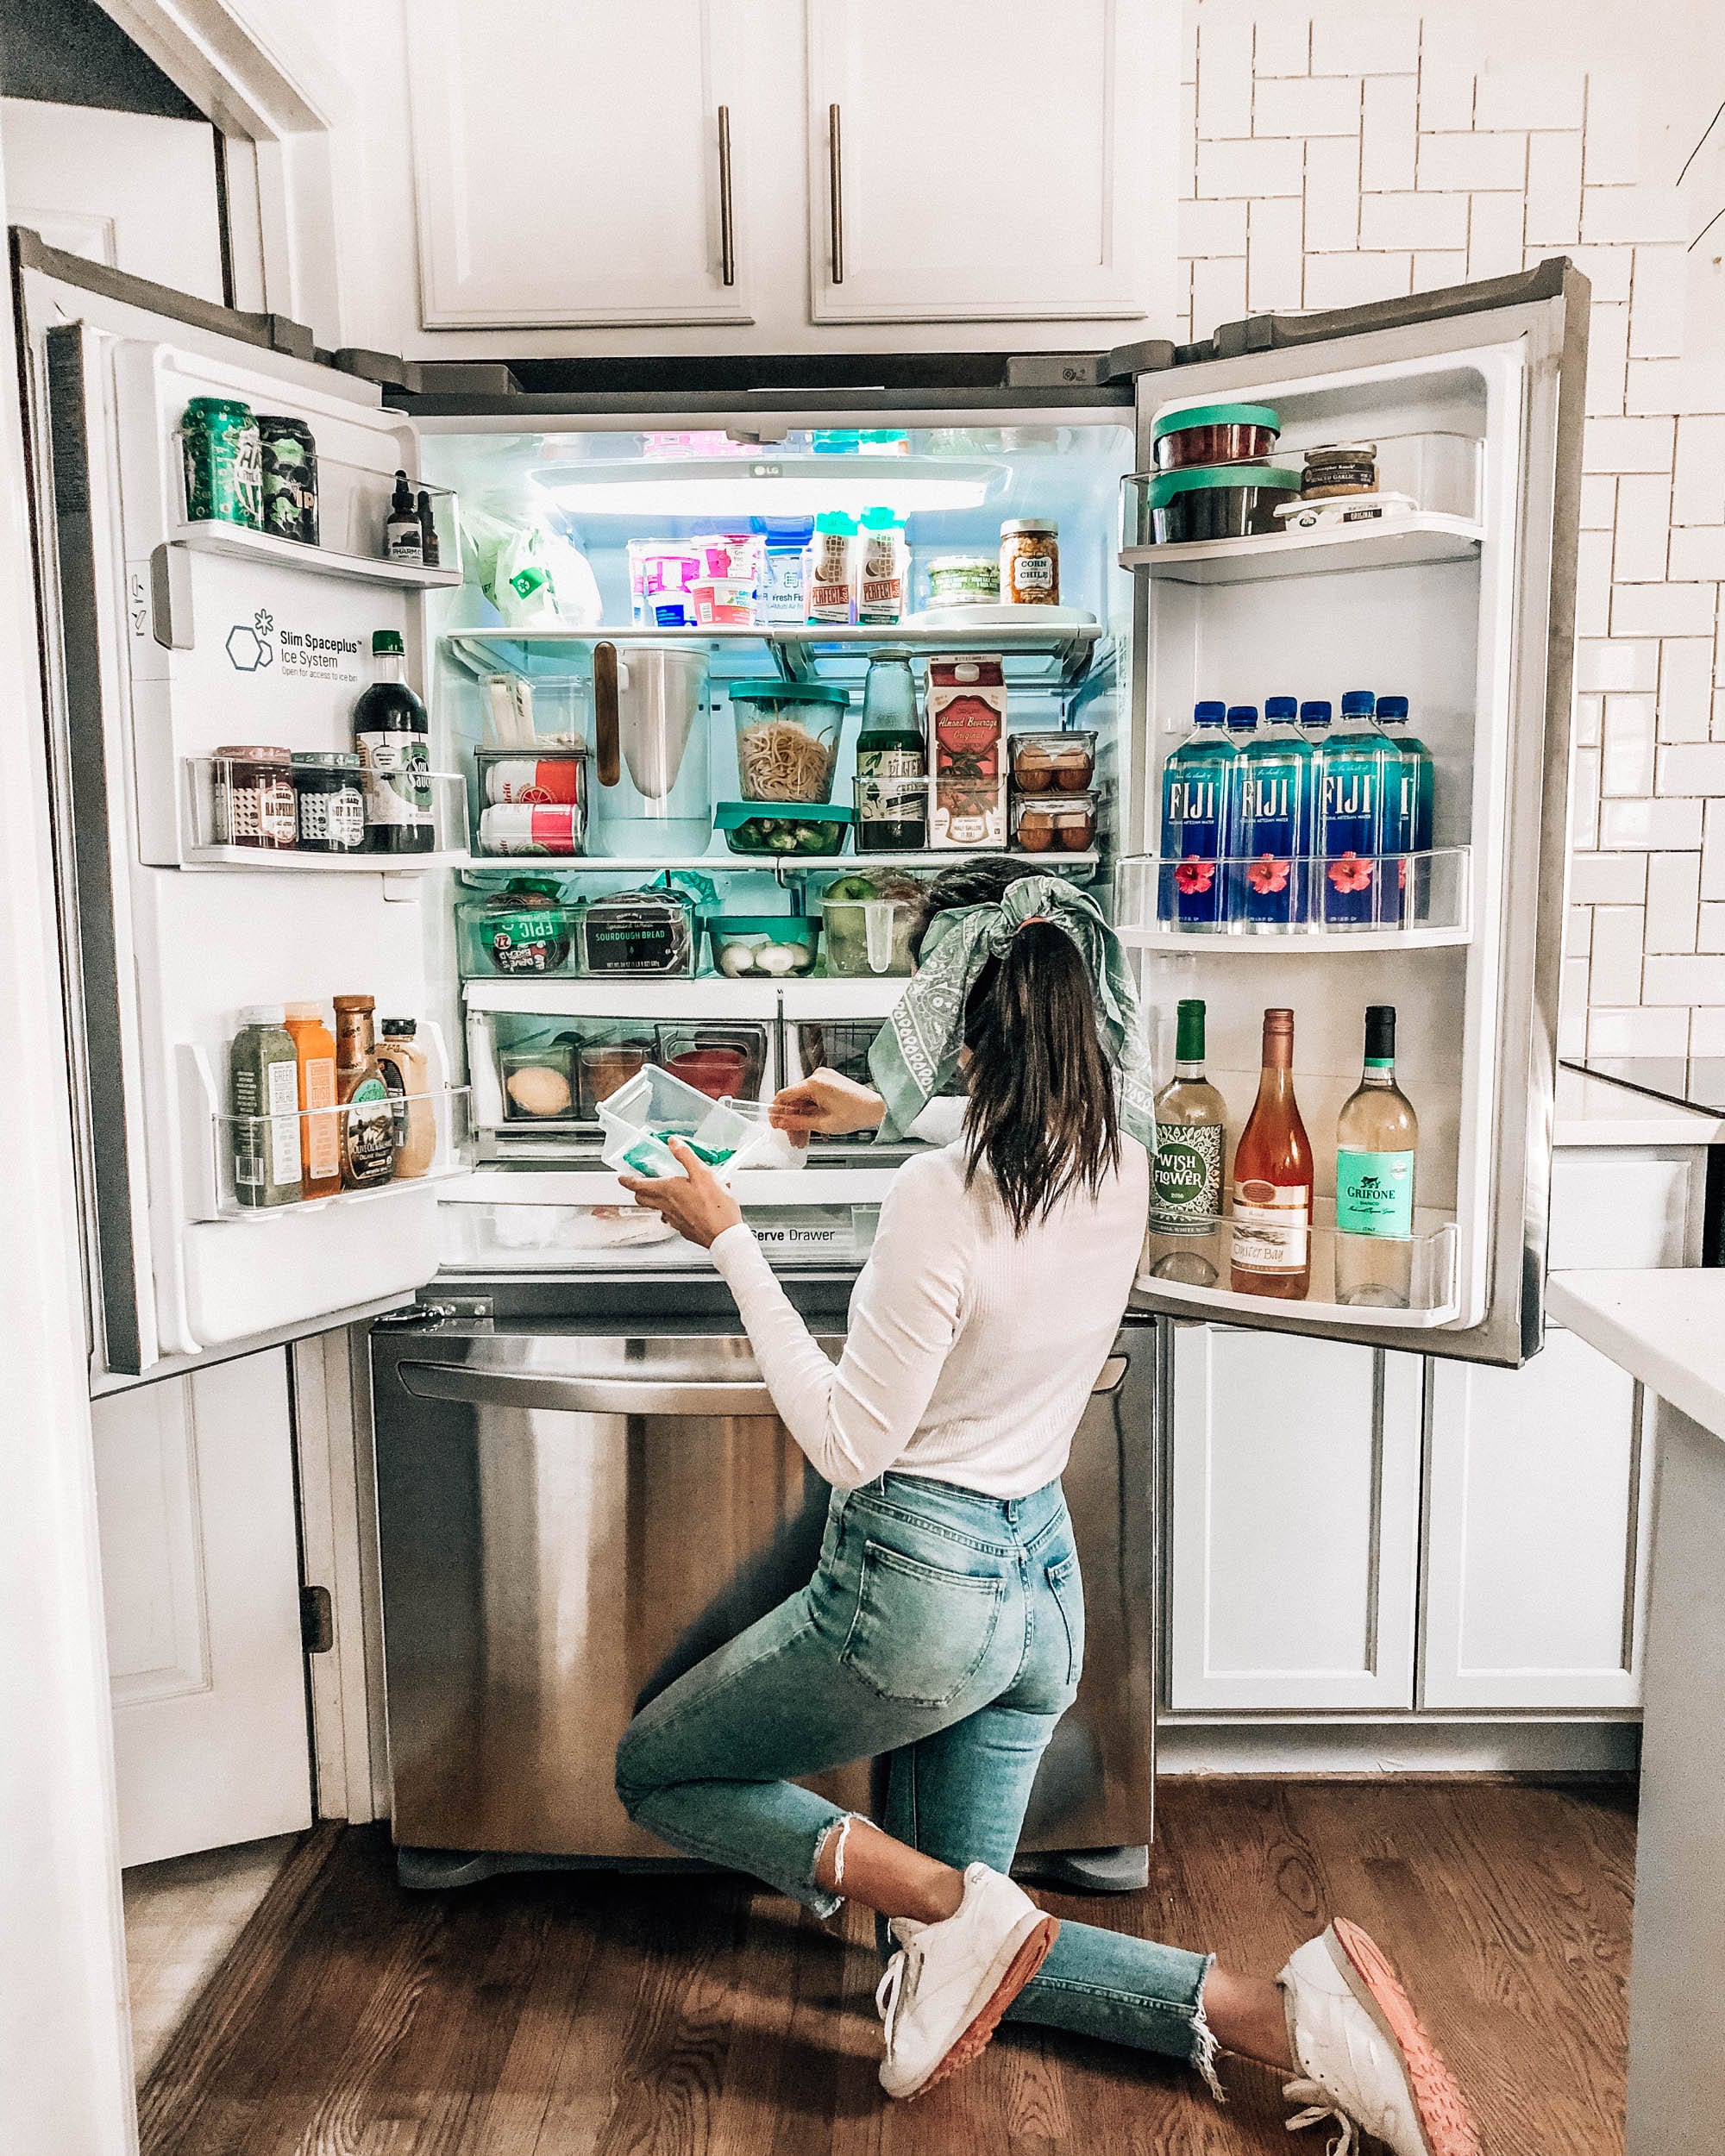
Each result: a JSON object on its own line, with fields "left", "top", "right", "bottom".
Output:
{"left": 911, "top": 863, "right": 1121, "bottom": 1234}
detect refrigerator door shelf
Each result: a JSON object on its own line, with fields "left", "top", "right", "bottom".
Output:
{"left": 1119, "top": 503, "right": 1484, "bottom": 584}
{"left": 1137, "top": 1213, "right": 1459, "bottom": 1329}
{"left": 181, "top": 758, "right": 471, "bottom": 873}
{"left": 1114, "top": 849, "right": 1472, "bottom": 951}
{"left": 183, "top": 1190, "right": 446, "bottom": 1346}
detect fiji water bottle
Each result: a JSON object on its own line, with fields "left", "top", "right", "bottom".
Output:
{"left": 1223, "top": 705, "right": 1258, "bottom": 918}
{"left": 1319, "top": 689, "right": 1395, "bottom": 926}
{"left": 1161, "top": 700, "right": 1235, "bottom": 927}
{"left": 1376, "top": 695, "right": 1433, "bottom": 849}
{"left": 1237, "top": 694, "right": 1316, "bottom": 928}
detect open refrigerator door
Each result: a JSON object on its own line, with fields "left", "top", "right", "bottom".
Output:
{"left": 16, "top": 236, "right": 472, "bottom": 1380}
{"left": 1114, "top": 261, "right": 1588, "bottom": 1365}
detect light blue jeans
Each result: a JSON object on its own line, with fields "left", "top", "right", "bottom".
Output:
{"left": 615, "top": 1470, "right": 1216, "bottom": 2075}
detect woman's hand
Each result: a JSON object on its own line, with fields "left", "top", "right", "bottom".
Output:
{"left": 770, "top": 1068, "right": 887, "bottom": 1138}
{"left": 618, "top": 1139, "right": 743, "bottom": 1250}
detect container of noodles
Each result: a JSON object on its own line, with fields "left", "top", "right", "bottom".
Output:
{"left": 730, "top": 679, "right": 850, "bottom": 804}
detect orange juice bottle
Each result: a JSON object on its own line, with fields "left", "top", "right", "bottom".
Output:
{"left": 283, "top": 1001, "right": 341, "bottom": 1198}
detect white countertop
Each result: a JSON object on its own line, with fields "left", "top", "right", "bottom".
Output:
{"left": 1548, "top": 1269, "right": 1725, "bottom": 1438}
{"left": 1553, "top": 1067, "right": 1725, "bottom": 1149}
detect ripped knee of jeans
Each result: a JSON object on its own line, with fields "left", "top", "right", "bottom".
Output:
{"left": 812, "top": 1812, "right": 861, "bottom": 1901}
{"left": 1192, "top": 1956, "right": 1225, "bottom": 2103}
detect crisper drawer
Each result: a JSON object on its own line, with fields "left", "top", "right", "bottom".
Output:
{"left": 439, "top": 1185, "right": 883, "bottom": 1271}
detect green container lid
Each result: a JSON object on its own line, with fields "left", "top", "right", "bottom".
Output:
{"left": 1151, "top": 402, "right": 1282, "bottom": 440}
{"left": 1146, "top": 463, "right": 1302, "bottom": 507}
{"left": 715, "top": 800, "right": 853, "bottom": 828}
{"left": 711, "top": 914, "right": 820, "bottom": 939}
{"left": 727, "top": 679, "right": 851, "bottom": 707}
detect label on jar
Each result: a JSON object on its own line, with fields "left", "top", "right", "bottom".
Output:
{"left": 1230, "top": 1181, "right": 1309, "bottom": 1270}
{"left": 1151, "top": 1125, "right": 1222, "bottom": 1232}
{"left": 263, "top": 1056, "right": 299, "bottom": 1189}
{"left": 358, "top": 730, "right": 431, "bottom": 829}
{"left": 343, "top": 1076, "right": 396, "bottom": 1185}
{"left": 1010, "top": 553, "right": 1056, "bottom": 594}
{"left": 298, "top": 784, "right": 365, "bottom": 850}
{"left": 856, "top": 747, "right": 925, "bottom": 821}
{"left": 1335, "top": 1148, "right": 1414, "bottom": 1237}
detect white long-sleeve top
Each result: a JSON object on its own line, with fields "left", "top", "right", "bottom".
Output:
{"left": 709, "top": 1134, "right": 1150, "bottom": 1497}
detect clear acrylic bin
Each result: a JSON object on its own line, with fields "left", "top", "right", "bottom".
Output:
{"left": 596, "top": 1066, "right": 790, "bottom": 1181}
{"left": 184, "top": 755, "right": 468, "bottom": 867}
{"left": 1138, "top": 1208, "right": 1459, "bottom": 1326}
{"left": 204, "top": 1087, "right": 472, "bottom": 1220}
{"left": 1113, "top": 849, "right": 1471, "bottom": 946}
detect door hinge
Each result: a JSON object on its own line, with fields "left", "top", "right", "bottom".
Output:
{"left": 300, "top": 1584, "right": 335, "bottom": 1656}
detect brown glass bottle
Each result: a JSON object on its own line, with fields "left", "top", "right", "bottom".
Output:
{"left": 333, "top": 993, "right": 397, "bottom": 1188}
{"left": 1230, "top": 1006, "right": 1312, "bottom": 1300}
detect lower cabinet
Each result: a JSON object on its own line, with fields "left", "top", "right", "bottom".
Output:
{"left": 1166, "top": 1321, "right": 1654, "bottom": 1715}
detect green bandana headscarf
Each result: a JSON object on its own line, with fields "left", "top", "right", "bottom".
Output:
{"left": 867, "top": 873, "right": 1158, "bottom": 1150}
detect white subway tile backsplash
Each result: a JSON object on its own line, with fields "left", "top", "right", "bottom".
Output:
{"left": 1573, "top": 693, "right": 1604, "bottom": 748}
{"left": 1559, "top": 957, "right": 1590, "bottom": 1055}
{"left": 1565, "top": 903, "right": 1592, "bottom": 957}
{"left": 1697, "top": 905, "right": 1725, "bottom": 953}
{"left": 1659, "top": 639, "right": 1716, "bottom": 743}
{"left": 1568, "top": 851, "right": 1647, "bottom": 903}
{"left": 1247, "top": 195, "right": 1305, "bottom": 311}
{"left": 1416, "top": 40, "right": 1477, "bottom": 134}
{"left": 1581, "top": 77, "right": 1644, "bottom": 188}
{"left": 1474, "top": 60, "right": 1584, "bottom": 133}
{"left": 1589, "top": 904, "right": 1646, "bottom": 1003}
{"left": 1625, "top": 360, "right": 1684, "bottom": 417}
{"left": 1667, "top": 526, "right": 1725, "bottom": 582}
{"left": 1586, "top": 1004, "right": 1691, "bottom": 1056}
{"left": 1598, "top": 795, "right": 1703, "bottom": 849}
{"left": 1524, "top": 131, "right": 1583, "bottom": 248}
{"left": 1584, "top": 302, "right": 1628, "bottom": 417}
{"left": 1578, "top": 474, "right": 1617, "bottom": 530}
{"left": 1309, "top": 14, "right": 1419, "bottom": 77}
{"left": 1602, "top": 693, "right": 1657, "bottom": 794}
{"left": 1640, "top": 954, "right": 1725, "bottom": 1004}
{"left": 1178, "top": 197, "right": 1250, "bottom": 255}
{"left": 1581, "top": 183, "right": 1687, "bottom": 248}
{"left": 1612, "top": 581, "right": 1718, "bottom": 639}
{"left": 1580, "top": 415, "right": 1674, "bottom": 475}
{"left": 1686, "top": 1006, "right": 1725, "bottom": 1052}
{"left": 1644, "top": 850, "right": 1702, "bottom": 952}
{"left": 1659, "top": 742, "right": 1725, "bottom": 795}
{"left": 1629, "top": 247, "right": 1686, "bottom": 360}
{"left": 1611, "top": 472, "right": 1670, "bottom": 582}
{"left": 1251, "top": 15, "right": 1310, "bottom": 78}
{"left": 1576, "top": 637, "right": 1659, "bottom": 693}
{"left": 1255, "top": 73, "right": 1361, "bottom": 137}
{"left": 1190, "top": 253, "right": 1249, "bottom": 335}
{"left": 1303, "top": 250, "right": 1411, "bottom": 309}
{"left": 1197, "top": 17, "right": 1255, "bottom": 139}
{"left": 1359, "top": 189, "right": 1469, "bottom": 252}
{"left": 1702, "top": 801, "right": 1725, "bottom": 899}
{"left": 1412, "top": 249, "right": 1469, "bottom": 293}
{"left": 1360, "top": 74, "right": 1417, "bottom": 191}
{"left": 1302, "top": 134, "right": 1361, "bottom": 249}
{"left": 1575, "top": 529, "right": 1613, "bottom": 636}
{"left": 1416, "top": 129, "right": 1527, "bottom": 192}
{"left": 1571, "top": 745, "right": 1601, "bottom": 849}
{"left": 1465, "top": 191, "right": 1527, "bottom": 279}
{"left": 1180, "top": 85, "right": 1200, "bottom": 197}
{"left": 1197, "top": 135, "right": 1305, "bottom": 198}
{"left": 1567, "top": 245, "right": 1633, "bottom": 304}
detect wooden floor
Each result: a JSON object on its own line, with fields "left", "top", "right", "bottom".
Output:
{"left": 138, "top": 1779, "right": 1635, "bottom": 2155}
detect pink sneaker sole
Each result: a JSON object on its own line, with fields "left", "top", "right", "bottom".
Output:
{"left": 1328, "top": 1918, "right": 1483, "bottom": 2156}
{"left": 904, "top": 1915, "right": 1059, "bottom": 2100}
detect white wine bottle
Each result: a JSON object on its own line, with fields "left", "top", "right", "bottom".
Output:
{"left": 1334, "top": 1004, "right": 1418, "bottom": 1308}
{"left": 1149, "top": 999, "right": 1227, "bottom": 1285}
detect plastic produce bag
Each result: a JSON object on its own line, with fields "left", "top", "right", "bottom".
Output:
{"left": 463, "top": 498, "right": 603, "bottom": 628}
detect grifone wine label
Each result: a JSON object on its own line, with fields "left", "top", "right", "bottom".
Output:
{"left": 1336, "top": 1147, "right": 1414, "bottom": 1237}
{"left": 1231, "top": 1177, "right": 1310, "bottom": 1270}
{"left": 1152, "top": 1126, "right": 1222, "bottom": 1230}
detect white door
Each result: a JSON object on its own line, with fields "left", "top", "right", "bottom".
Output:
{"left": 0, "top": 97, "right": 223, "bottom": 300}
{"left": 1421, "top": 1329, "right": 1653, "bottom": 1710}
{"left": 1167, "top": 1326, "right": 1423, "bottom": 1711}
{"left": 405, "top": 0, "right": 754, "bottom": 329}
{"left": 93, "top": 1351, "right": 311, "bottom": 1865}
{"left": 805, "top": 0, "right": 1170, "bottom": 326}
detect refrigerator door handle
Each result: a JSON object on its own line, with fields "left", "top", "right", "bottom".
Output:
{"left": 396, "top": 1363, "right": 780, "bottom": 1418}
{"left": 1092, "top": 1353, "right": 1130, "bottom": 1395}
{"left": 148, "top": 540, "right": 192, "bottom": 650}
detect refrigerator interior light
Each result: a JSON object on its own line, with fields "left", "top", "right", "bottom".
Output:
{"left": 531, "top": 456, "right": 1001, "bottom": 518}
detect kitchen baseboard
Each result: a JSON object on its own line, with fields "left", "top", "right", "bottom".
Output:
{"left": 1157, "top": 1720, "right": 1640, "bottom": 1777}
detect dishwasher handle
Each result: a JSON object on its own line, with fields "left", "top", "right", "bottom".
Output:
{"left": 395, "top": 1361, "right": 781, "bottom": 1419}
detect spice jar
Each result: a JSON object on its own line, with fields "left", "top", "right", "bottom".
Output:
{"left": 1000, "top": 520, "right": 1060, "bottom": 606}
{"left": 292, "top": 751, "right": 366, "bottom": 854}
{"left": 212, "top": 744, "right": 296, "bottom": 849}
{"left": 1301, "top": 443, "right": 1378, "bottom": 498}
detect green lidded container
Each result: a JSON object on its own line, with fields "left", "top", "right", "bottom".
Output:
{"left": 1150, "top": 401, "right": 1282, "bottom": 473}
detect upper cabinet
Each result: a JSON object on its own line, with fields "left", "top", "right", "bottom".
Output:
{"left": 390, "top": 0, "right": 1173, "bottom": 348}
{"left": 803, "top": 0, "right": 1167, "bottom": 326}
{"left": 406, "top": 0, "right": 754, "bottom": 329}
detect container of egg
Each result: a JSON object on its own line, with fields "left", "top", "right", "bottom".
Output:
{"left": 500, "top": 1042, "right": 577, "bottom": 1121}
{"left": 708, "top": 914, "right": 821, "bottom": 979}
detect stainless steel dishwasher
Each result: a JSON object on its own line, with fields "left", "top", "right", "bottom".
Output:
{"left": 371, "top": 1279, "right": 1157, "bottom": 1891}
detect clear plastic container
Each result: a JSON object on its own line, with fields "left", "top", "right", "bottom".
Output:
{"left": 500, "top": 1044, "right": 577, "bottom": 1121}
{"left": 729, "top": 679, "right": 850, "bottom": 804}
{"left": 1013, "top": 792, "right": 1098, "bottom": 853}
{"left": 598, "top": 1066, "right": 785, "bottom": 1182}
{"left": 708, "top": 915, "right": 821, "bottom": 978}
{"left": 458, "top": 884, "right": 580, "bottom": 978}
{"left": 716, "top": 801, "right": 852, "bottom": 857}
{"left": 820, "top": 893, "right": 919, "bottom": 976}
{"left": 574, "top": 889, "right": 697, "bottom": 976}
{"left": 1010, "top": 730, "right": 1097, "bottom": 794}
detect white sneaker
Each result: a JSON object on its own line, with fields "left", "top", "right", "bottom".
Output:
{"left": 1277, "top": 1920, "right": 1482, "bottom": 2156}
{"left": 875, "top": 1863, "right": 1058, "bottom": 2100}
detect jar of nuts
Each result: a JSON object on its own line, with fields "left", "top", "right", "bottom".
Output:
{"left": 1000, "top": 519, "right": 1059, "bottom": 605}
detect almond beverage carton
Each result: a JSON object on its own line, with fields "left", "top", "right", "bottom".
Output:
{"left": 927, "top": 655, "right": 1007, "bottom": 848}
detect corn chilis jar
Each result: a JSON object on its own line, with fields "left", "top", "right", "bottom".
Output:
{"left": 1000, "top": 519, "right": 1059, "bottom": 605}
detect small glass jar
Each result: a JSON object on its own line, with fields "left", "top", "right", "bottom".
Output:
{"left": 292, "top": 750, "right": 366, "bottom": 854}
{"left": 1000, "top": 520, "right": 1060, "bottom": 606}
{"left": 212, "top": 744, "right": 296, "bottom": 849}
{"left": 925, "top": 555, "right": 1000, "bottom": 609}
{"left": 1013, "top": 792, "right": 1097, "bottom": 853}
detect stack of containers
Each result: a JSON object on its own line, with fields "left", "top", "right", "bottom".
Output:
{"left": 1143, "top": 404, "right": 1301, "bottom": 546}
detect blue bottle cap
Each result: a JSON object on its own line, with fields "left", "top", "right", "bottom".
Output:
{"left": 1226, "top": 705, "right": 1258, "bottom": 729}
{"left": 1193, "top": 700, "right": 1226, "bottom": 725}
{"left": 1341, "top": 690, "right": 1376, "bottom": 717}
{"left": 1264, "top": 696, "right": 1298, "bottom": 721}
{"left": 1377, "top": 694, "right": 1409, "bottom": 721}
{"left": 1300, "top": 700, "right": 1333, "bottom": 726}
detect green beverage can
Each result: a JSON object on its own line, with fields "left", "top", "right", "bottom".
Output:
{"left": 181, "top": 395, "right": 262, "bottom": 530}
{"left": 257, "top": 414, "right": 319, "bottom": 544}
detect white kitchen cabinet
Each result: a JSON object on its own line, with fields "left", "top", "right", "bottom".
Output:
{"left": 1167, "top": 1326, "right": 1424, "bottom": 1711}
{"left": 405, "top": 0, "right": 756, "bottom": 329}
{"left": 805, "top": 0, "right": 1169, "bottom": 326}
{"left": 1421, "top": 1329, "right": 1653, "bottom": 1710}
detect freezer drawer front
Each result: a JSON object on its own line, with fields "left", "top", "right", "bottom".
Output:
{"left": 372, "top": 1329, "right": 1154, "bottom": 1862}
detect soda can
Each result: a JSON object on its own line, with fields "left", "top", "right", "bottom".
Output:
{"left": 181, "top": 396, "right": 262, "bottom": 530}
{"left": 257, "top": 415, "right": 319, "bottom": 545}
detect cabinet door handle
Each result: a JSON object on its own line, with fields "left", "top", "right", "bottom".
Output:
{"left": 717, "top": 104, "right": 736, "bottom": 287}
{"left": 828, "top": 102, "right": 844, "bottom": 285}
